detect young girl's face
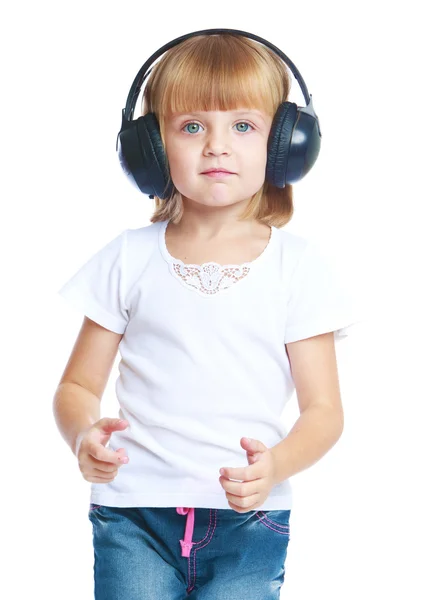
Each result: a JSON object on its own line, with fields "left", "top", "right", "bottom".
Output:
{"left": 164, "top": 109, "right": 272, "bottom": 210}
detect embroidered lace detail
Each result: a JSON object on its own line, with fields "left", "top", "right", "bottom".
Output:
{"left": 160, "top": 221, "right": 275, "bottom": 297}
{"left": 170, "top": 260, "right": 251, "bottom": 296}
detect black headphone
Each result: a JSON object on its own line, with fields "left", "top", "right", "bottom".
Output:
{"left": 116, "top": 28, "right": 322, "bottom": 200}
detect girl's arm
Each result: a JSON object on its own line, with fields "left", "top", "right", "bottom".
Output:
{"left": 53, "top": 316, "right": 123, "bottom": 456}
{"left": 271, "top": 331, "right": 344, "bottom": 485}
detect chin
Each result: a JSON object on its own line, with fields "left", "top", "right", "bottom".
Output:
{"left": 195, "top": 198, "right": 245, "bottom": 208}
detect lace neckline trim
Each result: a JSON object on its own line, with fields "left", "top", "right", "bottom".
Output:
{"left": 158, "top": 220, "right": 276, "bottom": 269}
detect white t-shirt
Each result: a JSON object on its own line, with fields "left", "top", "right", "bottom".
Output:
{"left": 58, "top": 219, "right": 360, "bottom": 510}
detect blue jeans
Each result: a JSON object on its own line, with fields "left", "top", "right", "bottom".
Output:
{"left": 88, "top": 504, "right": 291, "bottom": 599}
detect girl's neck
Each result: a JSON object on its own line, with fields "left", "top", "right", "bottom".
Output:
{"left": 168, "top": 217, "right": 264, "bottom": 242}
{"left": 163, "top": 218, "right": 273, "bottom": 267}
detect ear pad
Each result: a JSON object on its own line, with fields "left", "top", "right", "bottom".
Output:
{"left": 266, "top": 101, "right": 321, "bottom": 187}
{"left": 136, "top": 113, "right": 175, "bottom": 199}
{"left": 117, "top": 112, "right": 175, "bottom": 199}
{"left": 265, "top": 102, "right": 298, "bottom": 188}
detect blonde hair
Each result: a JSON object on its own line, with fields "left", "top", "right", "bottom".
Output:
{"left": 141, "top": 33, "right": 294, "bottom": 228}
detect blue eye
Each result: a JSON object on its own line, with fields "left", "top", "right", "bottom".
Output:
{"left": 184, "top": 122, "right": 201, "bottom": 134}
{"left": 235, "top": 122, "right": 252, "bottom": 133}
{"left": 182, "top": 121, "right": 254, "bottom": 134}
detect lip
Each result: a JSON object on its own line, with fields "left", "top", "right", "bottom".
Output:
{"left": 202, "top": 171, "right": 235, "bottom": 178}
{"left": 201, "top": 169, "right": 236, "bottom": 174}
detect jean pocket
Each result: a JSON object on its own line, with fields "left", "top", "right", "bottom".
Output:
{"left": 255, "top": 509, "right": 291, "bottom": 537}
{"left": 88, "top": 503, "right": 102, "bottom": 518}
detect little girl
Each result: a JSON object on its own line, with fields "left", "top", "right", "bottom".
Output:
{"left": 55, "top": 29, "right": 359, "bottom": 600}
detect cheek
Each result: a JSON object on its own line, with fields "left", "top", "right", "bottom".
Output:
{"left": 165, "top": 146, "right": 185, "bottom": 176}
{"left": 165, "top": 152, "right": 195, "bottom": 191}
{"left": 166, "top": 139, "right": 193, "bottom": 166}
{"left": 242, "top": 142, "right": 267, "bottom": 164}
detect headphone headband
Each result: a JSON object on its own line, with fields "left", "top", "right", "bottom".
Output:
{"left": 123, "top": 28, "right": 311, "bottom": 123}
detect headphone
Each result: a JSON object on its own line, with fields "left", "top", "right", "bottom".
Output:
{"left": 116, "top": 28, "right": 322, "bottom": 200}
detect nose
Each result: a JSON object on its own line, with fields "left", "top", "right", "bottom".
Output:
{"left": 203, "top": 127, "right": 232, "bottom": 156}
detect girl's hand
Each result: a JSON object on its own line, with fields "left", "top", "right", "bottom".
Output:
{"left": 219, "top": 438, "right": 276, "bottom": 513}
{"left": 76, "top": 417, "right": 130, "bottom": 484}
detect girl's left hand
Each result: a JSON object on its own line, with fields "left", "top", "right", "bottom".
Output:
{"left": 219, "top": 438, "right": 276, "bottom": 513}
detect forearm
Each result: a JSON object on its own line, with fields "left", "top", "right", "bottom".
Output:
{"left": 53, "top": 382, "right": 101, "bottom": 456}
{"left": 270, "top": 406, "right": 344, "bottom": 485}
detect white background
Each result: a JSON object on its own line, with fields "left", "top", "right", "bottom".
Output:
{"left": 2, "top": 1, "right": 430, "bottom": 598}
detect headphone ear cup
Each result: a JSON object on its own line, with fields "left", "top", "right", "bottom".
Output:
{"left": 266, "top": 101, "right": 321, "bottom": 187}
{"left": 117, "top": 112, "right": 174, "bottom": 199}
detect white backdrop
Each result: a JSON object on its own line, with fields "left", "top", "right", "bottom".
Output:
{"left": 2, "top": 1, "right": 430, "bottom": 599}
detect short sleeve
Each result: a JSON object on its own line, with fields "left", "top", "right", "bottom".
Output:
{"left": 57, "top": 230, "right": 129, "bottom": 334}
{"left": 284, "top": 241, "right": 361, "bottom": 344}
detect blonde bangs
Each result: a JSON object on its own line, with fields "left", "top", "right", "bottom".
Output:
{"left": 143, "top": 34, "right": 289, "bottom": 132}
{"left": 141, "top": 33, "right": 295, "bottom": 228}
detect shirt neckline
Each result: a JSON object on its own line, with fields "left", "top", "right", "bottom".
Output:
{"left": 158, "top": 219, "right": 277, "bottom": 269}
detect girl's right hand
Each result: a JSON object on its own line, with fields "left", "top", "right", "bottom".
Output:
{"left": 75, "top": 417, "right": 130, "bottom": 483}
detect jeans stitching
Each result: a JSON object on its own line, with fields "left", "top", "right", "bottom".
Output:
{"left": 256, "top": 511, "right": 290, "bottom": 535}
{"left": 186, "top": 508, "right": 218, "bottom": 594}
